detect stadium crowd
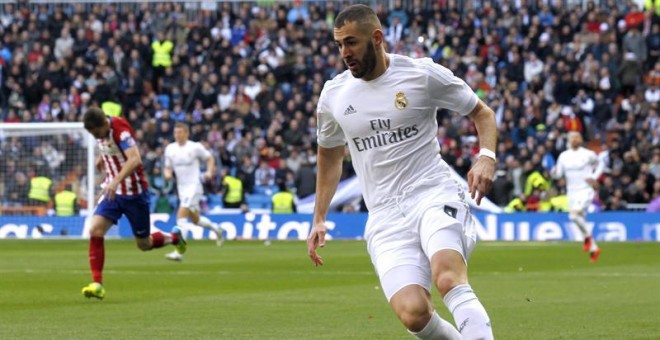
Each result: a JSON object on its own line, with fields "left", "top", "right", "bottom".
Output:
{"left": 1, "top": 0, "right": 660, "bottom": 213}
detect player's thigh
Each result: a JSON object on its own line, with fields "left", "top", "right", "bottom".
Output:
{"left": 92, "top": 197, "right": 122, "bottom": 236}
{"left": 89, "top": 214, "right": 115, "bottom": 237}
{"left": 420, "top": 202, "right": 475, "bottom": 261}
{"left": 367, "top": 211, "right": 432, "bottom": 302}
{"left": 179, "top": 192, "right": 201, "bottom": 213}
{"left": 420, "top": 203, "right": 474, "bottom": 294}
{"left": 569, "top": 190, "right": 594, "bottom": 212}
{"left": 118, "top": 192, "right": 151, "bottom": 238}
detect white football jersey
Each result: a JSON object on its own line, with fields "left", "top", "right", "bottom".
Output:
{"left": 317, "top": 54, "right": 478, "bottom": 210}
{"left": 554, "top": 146, "right": 603, "bottom": 193}
{"left": 164, "top": 140, "right": 212, "bottom": 196}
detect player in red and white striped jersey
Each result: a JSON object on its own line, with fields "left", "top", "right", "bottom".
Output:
{"left": 96, "top": 112, "right": 148, "bottom": 196}
{"left": 80, "top": 107, "right": 187, "bottom": 300}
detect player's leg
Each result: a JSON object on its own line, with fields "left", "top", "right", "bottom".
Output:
{"left": 422, "top": 205, "right": 493, "bottom": 339}
{"left": 181, "top": 193, "right": 224, "bottom": 245}
{"left": 82, "top": 197, "right": 119, "bottom": 300}
{"left": 570, "top": 209, "right": 598, "bottom": 251}
{"left": 569, "top": 190, "right": 600, "bottom": 260}
{"left": 386, "top": 268, "right": 461, "bottom": 340}
{"left": 165, "top": 205, "right": 193, "bottom": 261}
{"left": 120, "top": 192, "right": 186, "bottom": 252}
{"left": 432, "top": 248, "right": 492, "bottom": 340}
{"left": 368, "top": 211, "right": 460, "bottom": 339}
{"left": 569, "top": 209, "right": 590, "bottom": 243}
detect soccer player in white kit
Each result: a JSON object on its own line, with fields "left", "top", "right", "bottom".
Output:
{"left": 164, "top": 123, "right": 224, "bottom": 261}
{"left": 552, "top": 131, "right": 604, "bottom": 262}
{"left": 307, "top": 5, "right": 497, "bottom": 339}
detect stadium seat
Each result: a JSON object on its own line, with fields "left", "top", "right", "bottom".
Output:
{"left": 157, "top": 94, "right": 171, "bottom": 110}
{"left": 246, "top": 193, "right": 272, "bottom": 210}
{"left": 253, "top": 185, "right": 279, "bottom": 196}
{"left": 207, "top": 194, "right": 224, "bottom": 209}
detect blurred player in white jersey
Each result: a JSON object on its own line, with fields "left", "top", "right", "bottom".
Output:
{"left": 552, "top": 131, "right": 604, "bottom": 262}
{"left": 308, "top": 5, "right": 496, "bottom": 339}
{"left": 164, "top": 123, "right": 224, "bottom": 261}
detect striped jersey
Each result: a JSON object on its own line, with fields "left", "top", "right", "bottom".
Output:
{"left": 97, "top": 117, "right": 148, "bottom": 195}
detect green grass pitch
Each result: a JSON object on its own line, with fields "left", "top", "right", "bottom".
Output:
{"left": 1, "top": 239, "right": 659, "bottom": 339}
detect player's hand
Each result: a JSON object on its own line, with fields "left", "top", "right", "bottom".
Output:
{"left": 102, "top": 180, "right": 118, "bottom": 201}
{"left": 468, "top": 156, "right": 496, "bottom": 205}
{"left": 307, "top": 222, "right": 327, "bottom": 267}
{"left": 586, "top": 177, "right": 597, "bottom": 189}
{"left": 203, "top": 171, "right": 213, "bottom": 182}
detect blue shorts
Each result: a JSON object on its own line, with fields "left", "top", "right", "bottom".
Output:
{"left": 95, "top": 192, "right": 151, "bottom": 238}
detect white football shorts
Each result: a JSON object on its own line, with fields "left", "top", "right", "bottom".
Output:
{"left": 179, "top": 191, "right": 202, "bottom": 213}
{"left": 365, "top": 177, "right": 477, "bottom": 301}
{"left": 568, "top": 188, "right": 594, "bottom": 213}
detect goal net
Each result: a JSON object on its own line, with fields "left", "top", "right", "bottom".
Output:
{"left": 0, "top": 122, "right": 98, "bottom": 238}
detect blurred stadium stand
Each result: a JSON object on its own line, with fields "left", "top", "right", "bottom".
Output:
{"left": 1, "top": 0, "right": 659, "bottom": 215}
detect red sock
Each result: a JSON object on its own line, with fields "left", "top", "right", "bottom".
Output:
{"left": 89, "top": 236, "right": 104, "bottom": 283}
{"left": 151, "top": 232, "right": 165, "bottom": 248}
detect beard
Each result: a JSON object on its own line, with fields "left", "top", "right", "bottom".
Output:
{"left": 347, "top": 41, "right": 377, "bottom": 79}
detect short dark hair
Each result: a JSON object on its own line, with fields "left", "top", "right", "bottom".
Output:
{"left": 83, "top": 107, "right": 106, "bottom": 130}
{"left": 174, "top": 122, "right": 189, "bottom": 132}
{"left": 334, "top": 4, "right": 381, "bottom": 32}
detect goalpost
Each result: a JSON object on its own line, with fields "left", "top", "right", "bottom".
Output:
{"left": 0, "top": 122, "right": 97, "bottom": 237}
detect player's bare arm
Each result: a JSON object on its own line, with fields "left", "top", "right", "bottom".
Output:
{"left": 204, "top": 154, "right": 216, "bottom": 181}
{"left": 95, "top": 156, "right": 104, "bottom": 172}
{"left": 467, "top": 100, "right": 497, "bottom": 205}
{"left": 163, "top": 165, "right": 173, "bottom": 181}
{"left": 104, "top": 145, "right": 142, "bottom": 201}
{"left": 308, "top": 145, "right": 345, "bottom": 266}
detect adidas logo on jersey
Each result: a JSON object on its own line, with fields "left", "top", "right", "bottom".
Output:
{"left": 344, "top": 105, "right": 357, "bottom": 115}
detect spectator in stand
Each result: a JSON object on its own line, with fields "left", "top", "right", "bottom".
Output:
{"left": 0, "top": 1, "right": 657, "bottom": 211}
{"left": 6, "top": 172, "right": 31, "bottom": 207}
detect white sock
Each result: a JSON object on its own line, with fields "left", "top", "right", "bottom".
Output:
{"left": 408, "top": 311, "right": 461, "bottom": 340}
{"left": 589, "top": 235, "right": 599, "bottom": 252}
{"left": 177, "top": 218, "right": 190, "bottom": 228}
{"left": 570, "top": 214, "right": 598, "bottom": 250}
{"left": 196, "top": 216, "right": 215, "bottom": 230}
{"left": 570, "top": 214, "right": 589, "bottom": 236}
{"left": 443, "top": 284, "right": 493, "bottom": 340}
{"left": 162, "top": 232, "right": 172, "bottom": 243}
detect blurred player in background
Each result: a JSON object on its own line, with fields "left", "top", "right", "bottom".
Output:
{"left": 552, "top": 131, "right": 604, "bottom": 262}
{"left": 81, "top": 107, "right": 186, "bottom": 300}
{"left": 308, "top": 5, "right": 495, "bottom": 339}
{"left": 164, "top": 122, "right": 224, "bottom": 261}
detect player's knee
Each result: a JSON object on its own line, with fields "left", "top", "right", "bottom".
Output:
{"left": 435, "top": 271, "right": 462, "bottom": 297}
{"left": 89, "top": 227, "right": 105, "bottom": 238}
{"left": 390, "top": 286, "right": 433, "bottom": 332}
{"left": 136, "top": 240, "right": 152, "bottom": 251}
{"left": 396, "top": 300, "right": 432, "bottom": 332}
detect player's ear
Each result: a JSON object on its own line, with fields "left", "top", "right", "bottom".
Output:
{"left": 372, "top": 29, "right": 384, "bottom": 47}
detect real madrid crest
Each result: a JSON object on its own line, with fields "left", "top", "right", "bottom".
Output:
{"left": 394, "top": 91, "right": 408, "bottom": 110}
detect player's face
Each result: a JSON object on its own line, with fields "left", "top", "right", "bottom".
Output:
{"left": 87, "top": 122, "right": 109, "bottom": 139}
{"left": 334, "top": 22, "right": 377, "bottom": 79}
{"left": 568, "top": 132, "right": 582, "bottom": 149}
{"left": 174, "top": 126, "right": 189, "bottom": 144}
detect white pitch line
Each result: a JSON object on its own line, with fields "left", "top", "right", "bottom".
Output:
{"left": 478, "top": 242, "right": 568, "bottom": 247}
{"left": 0, "top": 269, "right": 375, "bottom": 276}
{"left": 477, "top": 271, "right": 660, "bottom": 278}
